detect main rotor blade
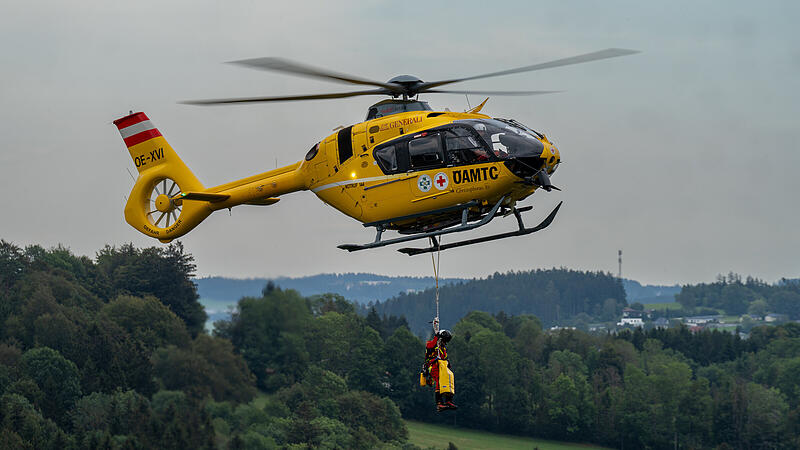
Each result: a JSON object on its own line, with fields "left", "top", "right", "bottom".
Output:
{"left": 230, "top": 57, "right": 403, "bottom": 93}
{"left": 425, "top": 89, "right": 561, "bottom": 96}
{"left": 181, "top": 89, "right": 391, "bottom": 105}
{"left": 419, "top": 48, "right": 639, "bottom": 91}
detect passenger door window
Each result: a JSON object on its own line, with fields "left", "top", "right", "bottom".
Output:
{"left": 408, "top": 134, "right": 444, "bottom": 170}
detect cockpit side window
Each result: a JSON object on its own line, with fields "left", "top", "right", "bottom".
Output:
{"left": 408, "top": 134, "right": 444, "bottom": 170}
{"left": 444, "top": 128, "right": 492, "bottom": 165}
{"left": 375, "top": 144, "right": 398, "bottom": 173}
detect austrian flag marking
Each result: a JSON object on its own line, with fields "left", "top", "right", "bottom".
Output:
{"left": 113, "top": 112, "right": 162, "bottom": 148}
{"left": 434, "top": 172, "right": 449, "bottom": 190}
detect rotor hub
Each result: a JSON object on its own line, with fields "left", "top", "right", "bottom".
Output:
{"left": 387, "top": 75, "right": 424, "bottom": 98}
{"left": 147, "top": 178, "right": 184, "bottom": 229}
{"left": 155, "top": 194, "right": 173, "bottom": 213}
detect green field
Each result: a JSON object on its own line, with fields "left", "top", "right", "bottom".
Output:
{"left": 405, "top": 420, "right": 610, "bottom": 450}
{"left": 643, "top": 302, "right": 682, "bottom": 311}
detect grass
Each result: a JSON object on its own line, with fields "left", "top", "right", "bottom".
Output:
{"left": 405, "top": 420, "right": 611, "bottom": 450}
{"left": 245, "top": 393, "right": 609, "bottom": 449}
{"left": 643, "top": 302, "right": 682, "bottom": 311}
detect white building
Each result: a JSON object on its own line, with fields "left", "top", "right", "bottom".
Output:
{"left": 617, "top": 307, "right": 645, "bottom": 327}
{"left": 685, "top": 315, "right": 721, "bottom": 325}
{"left": 617, "top": 317, "right": 644, "bottom": 327}
{"left": 765, "top": 313, "right": 787, "bottom": 323}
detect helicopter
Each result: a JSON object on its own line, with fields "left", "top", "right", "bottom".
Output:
{"left": 114, "top": 48, "right": 637, "bottom": 255}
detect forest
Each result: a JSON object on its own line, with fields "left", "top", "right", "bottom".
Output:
{"left": 676, "top": 273, "right": 800, "bottom": 318}
{"left": 369, "top": 269, "right": 627, "bottom": 335}
{"left": 370, "top": 271, "right": 800, "bottom": 336}
{"left": 1, "top": 240, "right": 798, "bottom": 449}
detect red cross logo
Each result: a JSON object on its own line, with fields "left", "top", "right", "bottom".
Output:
{"left": 434, "top": 172, "right": 449, "bottom": 190}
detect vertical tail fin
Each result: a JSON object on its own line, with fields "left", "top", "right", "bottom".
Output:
{"left": 114, "top": 112, "right": 211, "bottom": 242}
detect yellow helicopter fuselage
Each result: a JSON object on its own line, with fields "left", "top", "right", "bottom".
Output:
{"left": 305, "top": 110, "right": 559, "bottom": 226}
{"left": 114, "top": 108, "right": 560, "bottom": 243}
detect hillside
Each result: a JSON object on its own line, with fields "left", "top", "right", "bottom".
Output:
{"left": 197, "top": 274, "right": 682, "bottom": 331}
{"left": 371, "top": 269, "right": 626, "bottom": 336}
{"left": 197, "top": 273, "right": 466, "bottom": 329}
{"left": 0, "top": 241, "right": 408, "bottom": 448}
{"left": 196, "top": 273, "right": 466, "bottom": 305}
{"left": 2, "top": 240, "right": 798, "bottom": 449}
{"left": 622, "top": 279, "right": 680, "bottom": 303}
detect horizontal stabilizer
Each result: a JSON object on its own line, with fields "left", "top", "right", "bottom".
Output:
{"left": 245, "top": 197, "right": 280, "bottom": 206}
{"left": 179, "top": 192, "right": 231, "bottom": 202}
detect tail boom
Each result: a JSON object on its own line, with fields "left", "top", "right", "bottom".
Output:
{"left": 115, "top": 112, "right": 307, "bottom": 242}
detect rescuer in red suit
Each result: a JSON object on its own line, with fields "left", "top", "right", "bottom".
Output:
{"left": 423, "top": 329, "right": 457, "bottom": 411}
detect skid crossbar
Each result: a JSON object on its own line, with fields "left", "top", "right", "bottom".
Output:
{"left": 338, "top": 198, "right": 562, "bottom": 255}
{"left": 398, "top": 201, "right": 562, "bottom": 255}
{"left": 338, "top": 198, "right": 505, "bottom": 252}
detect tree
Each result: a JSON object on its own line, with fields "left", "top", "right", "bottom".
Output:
{"left": 81, "top": 320, "right": 156, "bottom": 396}
{"left": 20, "top": 347, "right": 81, "bottom": 424}
{"left": 383, "top": 326, "right": 427, "bottom": 415}
{"left": 151, "top": 335, "right": 256, "bottom": 402}
{"left": 96, "top": 242, "right": 207, "bottom": 335}
{"left": 721, "top": 284, "right": 755, "bottom": 315}
{"left": 511, "top": 318, "right": 544, "bottom": 363}
{"left": 0, "top": 394, "right": 71, "bottom": 449}
{"left": 101, "top": 294, "right": 191, "bottom": 350}
{"left": 741, "top": 383, "right": 789, "bottom": 448}
{"left": 215, "top": 288, "right": 311, "bottom": 391}
{"left": 470, "top": 330, "right": 519, "bottom": 425}
{"left": 769, "top": 290, "right": 800, "bottom": 319}
{"left": 545, "top": 373, "right": 593, "bottom": 438}
{"left": 0, "top": 240, "right": 27, "bottom": 323}
{"left": 747, "top": 298, "right": 769, "bottom": 318}
{"left": 310, "top": 293, "right": 355, "bottom": 316}
{"left": 335, "top": 391, "right": 406, "bottom": 443}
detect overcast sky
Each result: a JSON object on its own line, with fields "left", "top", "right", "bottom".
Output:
{"left": 1, "top": 1, "right": 798, "bottom": 285}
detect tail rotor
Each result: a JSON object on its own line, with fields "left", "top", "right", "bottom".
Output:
{"left": 114, "top": 112, "right": 210, "bottom": 242}
{"left": 147, "top": 177, "right": 184, "bottom": 228}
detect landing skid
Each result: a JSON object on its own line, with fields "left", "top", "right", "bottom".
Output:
{"left": 337, "top": 197, "right": 562, "bottom": 255}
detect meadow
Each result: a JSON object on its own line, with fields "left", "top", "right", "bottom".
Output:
{"left": 405, "top": 420, "right": 611, "bottom": 450}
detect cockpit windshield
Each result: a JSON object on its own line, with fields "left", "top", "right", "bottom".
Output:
{"left": 455, "top": 119, "right": 544, "bottom": 160}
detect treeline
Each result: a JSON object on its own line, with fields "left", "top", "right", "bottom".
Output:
{"left": 214, "top": 279, "right": 800, "bottom": 448}
{"left": 0, "top": 241, "right": 411, "bottom": 449}
{"left": 212, "top": 285, "right": 411, "bottom": 448}
{"left": 677, "top": 272, "right": 800, "bottom": 317}
{"left": 196, "top": 274, "right": 465, "bottom": 305}
{"left": 0, "top": 241, "right": 256, "bottom": 448}
{"left": 3, "top": 239, "right": 799, "bottom": 449}
{"left": 368, "top": 269, "right": 626, "bottom": 335}
{"left": 438, "top": 312, "right": 800, "bottom": 449}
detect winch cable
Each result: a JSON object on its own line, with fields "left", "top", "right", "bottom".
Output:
{"left": 429, "top": 236, "right": 442, "bottom": 333}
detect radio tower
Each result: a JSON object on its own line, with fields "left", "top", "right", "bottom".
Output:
{"left": 618, "top": 250, "right": 623, "bottom": 280}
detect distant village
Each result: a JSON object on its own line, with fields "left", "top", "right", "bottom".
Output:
{"left": 550, "top": 306, "right": 794, "bottom": 338}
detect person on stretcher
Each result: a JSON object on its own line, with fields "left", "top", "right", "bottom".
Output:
{"left": 421, "top": 329, "right": 457, "bottom": 412}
